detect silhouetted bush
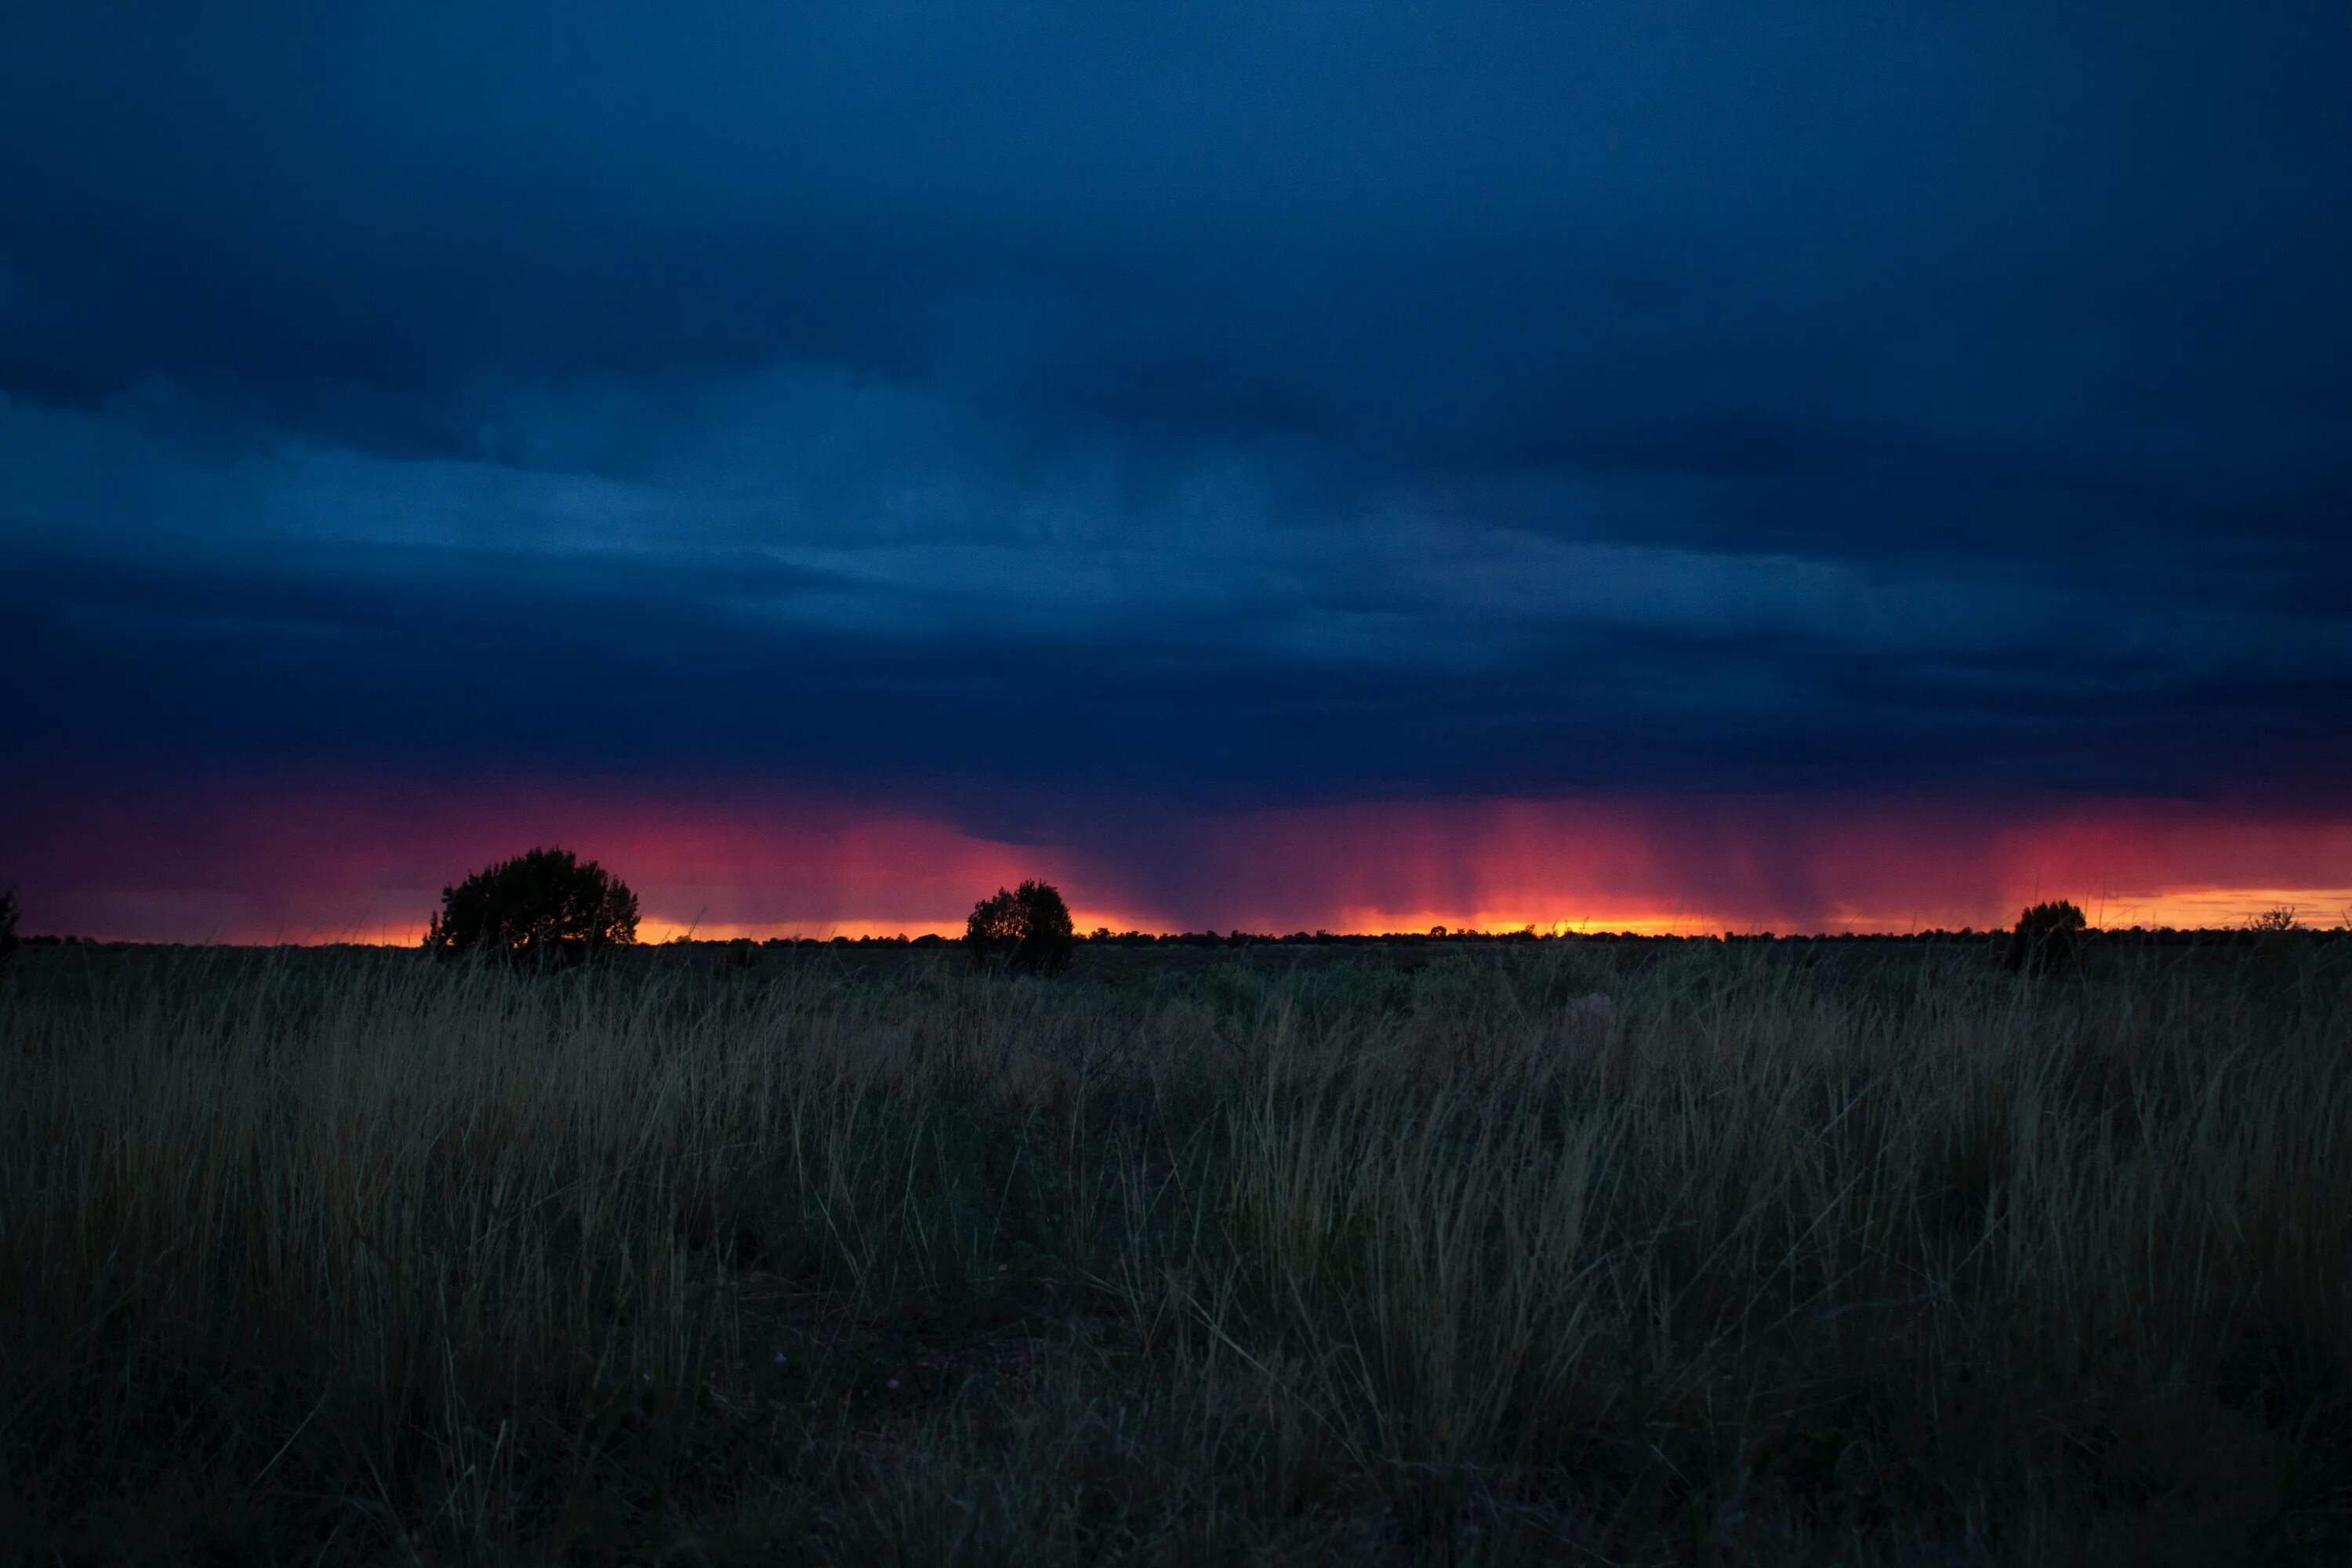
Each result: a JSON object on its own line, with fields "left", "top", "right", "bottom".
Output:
{"left": 2004, "top": 899, "right": 2088, "bottom": 975}
{"left": 965, "top": 880, "right": 1075, "bottom": 974}
{"left": 0, "top": 887, "right": 17, "bottom": 971}
{"left": 423, "top": 848, "right": 639, "bottom": 967}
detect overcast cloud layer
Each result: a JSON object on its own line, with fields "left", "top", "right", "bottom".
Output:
{"left": 5, "top": 3, "right": 2350, "bottom": 922}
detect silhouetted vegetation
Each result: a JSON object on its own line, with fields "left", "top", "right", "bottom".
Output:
{"left": 421, "top": 847, "right": 639, "bottom": 966}
{"left": 964, "top": 879, "right": 1075, "bottom": 973}
{"left": 0, "top": 887, "right": 16, "bottom": 971}
{"left": 2005, "top": 898, "right": 2089, "bottom": 975}
{"left": 596, "top": 923, "right": 2348, "bottom": 981}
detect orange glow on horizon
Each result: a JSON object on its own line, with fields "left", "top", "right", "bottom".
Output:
{"left": 305, "top": 884, "right": 2352, "bottom": 951}
{"left": 591, "top": 908, "right": 1168, "bottom": 947}
{"left": 10, "top": 774, "right": 2352, "bottom": 944}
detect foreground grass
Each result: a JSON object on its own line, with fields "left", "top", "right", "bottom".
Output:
{"left": 2, "top": 939, "right": 2347, "bottom": 1564}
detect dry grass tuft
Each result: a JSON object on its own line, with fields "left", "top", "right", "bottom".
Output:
{"left": 2, "top": 938, "right": 2346, "bottom": 1563}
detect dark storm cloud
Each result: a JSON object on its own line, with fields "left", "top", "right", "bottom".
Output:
{"left": 5, "top": 0, "right": 2350, "bottom": 834}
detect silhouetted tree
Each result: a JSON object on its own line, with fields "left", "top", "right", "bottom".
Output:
{"left": 965, "top": 880, "right": 1075, "bottom": 974}
{"left": 2004, "top": 899, "right": 2088, "bottom": 975}
{"left": 423, "top": 848, "right": 639, "bottom": 967}
{"left": 0, "top": 887, "right": 18, "bottom": 971}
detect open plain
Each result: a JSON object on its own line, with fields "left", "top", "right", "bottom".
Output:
{"left": 3, "top": 936, "right": 2347, "bottom": 1564}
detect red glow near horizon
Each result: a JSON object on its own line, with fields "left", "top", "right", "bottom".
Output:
{"left": 1185, "top": 797, "right": 2352, "bottom": 935}
{"left": 6, "top": 775, "right": 2350, "bottom": 942}
{"left": 2, "top": 779, "right": 1102, "bottom": 945}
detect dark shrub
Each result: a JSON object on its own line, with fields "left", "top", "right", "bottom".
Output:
{"left": 2005, "top": 899, "right": 2088, "bottom": 975}
{"left": 965, "top": 880, "right": 1076, "bottom": 975}
{"left": 423, "top": 848, "right": 639, "bottom": 967}
{"left": 0, "top": 887, "right": 17, "bottom": 971}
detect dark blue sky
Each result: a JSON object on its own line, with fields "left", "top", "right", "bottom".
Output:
{"left": 5, "top": 4, "right": 2350, "bottom": 931}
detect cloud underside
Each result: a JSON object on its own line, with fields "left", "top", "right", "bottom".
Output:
{"left": 3, "top": 2, "right": 2349, "bottom": 891}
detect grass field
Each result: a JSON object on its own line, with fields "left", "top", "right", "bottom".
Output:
{"left": 2, "top": 937, "right": 2347, "bottom": 1564}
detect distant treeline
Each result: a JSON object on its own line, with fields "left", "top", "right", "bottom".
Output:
{"left": 731, "top": 926, "right": 2344, "bottom": 948}
{"left": 15, "top": 925, "right": 2343, "bottom": 951}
